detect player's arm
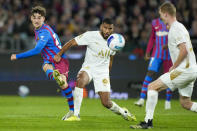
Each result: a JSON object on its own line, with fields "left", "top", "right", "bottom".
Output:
{"left": 109, "top": 55, "right": 114, "bottom": 71}
{"left": 145, "top": 25, "right": 155, "bottom": 60}
{"left": 11, "top": 36, "right": 48, "bottom": 61}
{"left": 58, "top": 39, "right": 78, "bottom": 56}
{"left": 170, "top": 43, "right": 187, "bottom": 71}
{"left": 54, "top": 39, "right": 78, "bottom": 62}
{"left": 55, "top": 32, "right": 90, "bottom": 62}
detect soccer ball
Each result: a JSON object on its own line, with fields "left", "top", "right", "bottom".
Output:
{"left": 18, "top": 85, "right": 30, "bottom": 97}
{"left": 107, "top": 33, "right": 125, "bottom": 51}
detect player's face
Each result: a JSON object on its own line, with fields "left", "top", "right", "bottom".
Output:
{"left": 100, "top": 23, "right": 114, "bottom": 39}
{"left": 31, "top": 13, "right": 45, "bottom": 29}
{"left": 159, "top": 9, "right": 168, "bottom": 24}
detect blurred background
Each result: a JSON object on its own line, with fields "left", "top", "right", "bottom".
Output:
{"left": 1, "top": 0, "right": 197, "bottom": 99}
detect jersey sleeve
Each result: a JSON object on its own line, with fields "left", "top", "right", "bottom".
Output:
{"left": 16, "top": 31, "right": 49, "bottom": 59}
{"left": 74, "top": 31, "right": 91, "bottom": 46}
{"left": 173, "top": 27, "right": 187, "bottom": 46}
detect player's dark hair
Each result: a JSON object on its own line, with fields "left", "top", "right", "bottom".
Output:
{"left": 102, "top": 18, "right": 113, "bottom": 25}
{"left": 159, "top": 1, "right": 176, "bottom": 17}
{"left": 31, "top": 6, "right": 46, "bottom": 17}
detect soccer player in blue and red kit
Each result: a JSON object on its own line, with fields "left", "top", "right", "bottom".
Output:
{"left": 135, "top": 18, "right": 173, "bottom": 109}
{"left": 10, "top": 6, "right": 74, "bottom": 120}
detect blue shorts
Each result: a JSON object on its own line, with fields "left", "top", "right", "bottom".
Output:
{"left": 42, "top": 58, "right": 69, "bottom": 78}
{"left": 148, "top": 57, "right": 162, "bottom": 72}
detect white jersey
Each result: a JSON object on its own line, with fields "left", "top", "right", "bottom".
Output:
{"left": 74, "top": 31, "right": 116, "bottom": 73}
{"left": 168, "top": 21, "right": 197, "bottom": 73}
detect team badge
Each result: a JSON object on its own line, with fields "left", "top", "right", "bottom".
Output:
{"left": 84, "top": 66, "right": 90, "bottom": 69}
{"left": 102, "top": 78, "right": 108, "bottom": 85}
{"left": 36, "top": 36, "right": 39, "bottom": 41}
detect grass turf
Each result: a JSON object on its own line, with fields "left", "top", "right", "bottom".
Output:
{"left": 0, "top": 96, "right": 197, "bottom": 131}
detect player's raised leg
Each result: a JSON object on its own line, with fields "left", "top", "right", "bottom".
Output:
{"left": 43, "top": 64, "right": 55, "bottom": 80}
{"left": 99, "top": 92, "right": 136, "bottom": 121}
{"left": 43, "top": 63, "right": 74, "bottom": 120}
{"left": 54, "top": 59, "right": 75, "bottom": 120}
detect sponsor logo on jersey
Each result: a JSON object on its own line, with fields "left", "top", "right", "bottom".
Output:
{"left": 156, "top": 31, "right": 168, "bottom": 36}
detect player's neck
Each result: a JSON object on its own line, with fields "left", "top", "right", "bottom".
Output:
{"left": 168, "top": 17, "right": 177, "bottom": 28}
{"left": 34, "top": 23, "right": 44, "bottom": 30}
{"left": 99, "top": 31, "right": 106, "bottom": 40}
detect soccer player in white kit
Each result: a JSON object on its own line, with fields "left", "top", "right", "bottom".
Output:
{"left": 130, "top": 2, "right": 197, "bottom": 129}
{"left": 54, "top": 18, "right": 136, "bottom": 121}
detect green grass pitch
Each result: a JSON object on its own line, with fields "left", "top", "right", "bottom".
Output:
{"left": 0, "top": 96, "right": 197, "bottom": 131}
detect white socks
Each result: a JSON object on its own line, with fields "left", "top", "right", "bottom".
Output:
{"left": 165, "top": 101, "right": 171, "bottom": 110}
{"left": 145, "top": 90, "right": 158, "bottom": 122}
{"left": 74, "top": 87, "right": 83, "bottom": 116}
{"left": 109, "top": 101, "right": 125, "bottom": 115}
{"left": 190, "top": 102, "right": 197, "bottom": 112}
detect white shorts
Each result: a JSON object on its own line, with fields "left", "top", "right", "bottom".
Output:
{"left": 79, "top": 66, "right": 111, "bottom": 93}
{"left": 159, "top": 70, "right": 197, "bottom": 97}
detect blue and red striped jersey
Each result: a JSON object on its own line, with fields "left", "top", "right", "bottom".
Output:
{"left": 16, "top": 24, "right": 66, "bottom": 62}
{"left": 146, "top": 18, "right": 171, "bottom": 60}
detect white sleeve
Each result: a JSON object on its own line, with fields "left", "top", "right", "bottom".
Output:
{"left": 174, "top": 27, "right": 187, "bottom": 46}
{"left": 74, "top": 32, "right": 90, "bottom": 46}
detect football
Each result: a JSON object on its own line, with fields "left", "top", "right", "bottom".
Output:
{"left": 107, "top": 33, "right": 125, "bottom": 51}
{"left": 18, "top": 85, "right": 30, "bottom": 97}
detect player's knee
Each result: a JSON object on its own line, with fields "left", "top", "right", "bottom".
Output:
{"left": 180, "top": 99, "right": 192, "bottom": 110}
{"left": 147, "top": 90, "right": 158, "bottom": 98}
{"left": 43, "top": 64, "right": 53, "bottom": 72}
{"left": 148, "top": 83, "right": 155, "bottom": 90}
{"left": 76, "top": 79, "right": 87, "bottom": 88}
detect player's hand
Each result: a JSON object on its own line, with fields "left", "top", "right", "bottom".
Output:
{"left": 54, "top": 54, "right": 61, "bottom": 62}
{"left": 144, "top": 53, "right": 150, "bottom": 61}
{"left": 11, "top": 54, "right": 17, "bottom": 61}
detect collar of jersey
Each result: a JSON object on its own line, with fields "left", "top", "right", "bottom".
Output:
{"left": 35, "top": 23, "right": 45, "bottom": 32}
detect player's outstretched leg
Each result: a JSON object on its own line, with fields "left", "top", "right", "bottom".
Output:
{"left": 109, "top": 101, "right": 136, "bottom": 121}
{"left": 135, "top": 76, "right": 153, "bottom": 107}
{"left": 165, "top": 88, "right": 172, "bottom": 110}
{"left": 99, "top": 91, "right": 136, "bottom": 121}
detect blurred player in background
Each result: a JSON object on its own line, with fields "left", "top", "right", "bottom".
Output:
{"left": 131, "top": 2, "right": 197, "bottom": 129}
{"left": 10, "top": 6, "right": 74, "bottom": 120}
{"left": 54, "top": 18, "right": 136, "bottom": 122}
{"left": 134, "top": 17, "right": 172, "bottom": 110}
